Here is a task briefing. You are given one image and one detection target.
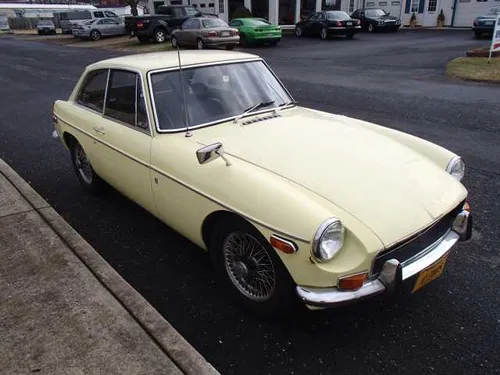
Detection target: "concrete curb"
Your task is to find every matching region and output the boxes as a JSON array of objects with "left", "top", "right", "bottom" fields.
[{"left": 0, "top": 158, "right": 219, "bottom": 375}]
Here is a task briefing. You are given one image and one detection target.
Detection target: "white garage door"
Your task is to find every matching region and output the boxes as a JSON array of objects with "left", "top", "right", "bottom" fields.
[
  {"left": 453, "top": 0, "right": 496, "bottom": 27},
  {"left": 363, "top": 0, "right": 403, "bottom": 17}
]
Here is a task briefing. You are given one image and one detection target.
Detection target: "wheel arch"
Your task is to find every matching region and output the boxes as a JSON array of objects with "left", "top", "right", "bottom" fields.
[{"left": 201, "top": 210, "right": 251, "bottom": 251}]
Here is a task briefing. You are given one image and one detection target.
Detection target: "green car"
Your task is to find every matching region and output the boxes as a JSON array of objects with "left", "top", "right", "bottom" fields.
[{"left": 228, "top": 17, "right": 282, "bottom": 46}]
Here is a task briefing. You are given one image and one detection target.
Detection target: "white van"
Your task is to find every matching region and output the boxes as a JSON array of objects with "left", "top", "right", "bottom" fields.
[
  {"left": 0, "top": 14, "right": 11, "bottom": 33},
  {"left": 60, "top": 9, "right": 118, "bottom": 34}
]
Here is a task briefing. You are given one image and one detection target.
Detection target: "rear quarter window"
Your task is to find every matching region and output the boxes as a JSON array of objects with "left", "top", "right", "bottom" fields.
[{"left": 76, "top": 70, "right": 109, "bottom": 113}]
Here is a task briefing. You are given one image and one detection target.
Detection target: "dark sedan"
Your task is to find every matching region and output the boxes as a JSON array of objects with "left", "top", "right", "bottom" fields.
[
  {"left": 295, "top": 11, "right": 361, "bottom": 39},
  {"left": 351, "top": 8, "right": 401, "bottom": 32},
  {"left": 473, "top": 7, "right": 499, "bottom": 38}
]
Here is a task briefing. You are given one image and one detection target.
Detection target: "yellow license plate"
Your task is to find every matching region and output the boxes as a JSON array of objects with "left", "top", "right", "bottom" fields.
[{"left": 412, "top": 252, "right": 450, "bottom": 293}]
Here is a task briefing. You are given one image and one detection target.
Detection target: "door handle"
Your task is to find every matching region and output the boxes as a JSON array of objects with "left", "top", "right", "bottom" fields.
[{"left": 93, "top": 126, "right": 106, "bottom": 135}]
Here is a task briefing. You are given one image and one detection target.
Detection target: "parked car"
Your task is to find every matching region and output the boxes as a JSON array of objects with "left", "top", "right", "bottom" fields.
[
  {"left": 295, "top": 11, "right": 361, "bottom": 39},
  {"left": 171, "top": 18, "right": 239, "bottom": 50},
  {"left": 351, "top": 8, "right": 401, "bottom": 32},
  {"left": 61, "top": 9, "right": 119, "bottom": 35},
  {"left": 0, "top": 15, "right": 12, "bottom": 34},
  {"left": 52, "top": 50, "right": 472, "bottom": 317},
  {"left": 72, "top": 18, "right": 126, "bottom": 41},
  {"left": 125, "top": 5, "right": 217, "bottom": 44},
  {"left": 472, "top": 6, "right": 500, "bottom": 38},
  {"left": 36, "top": 20, "right": 56, "bottom": 35},
  {"left": 228, "top": 17, "right": 281, "bottom": 46}
]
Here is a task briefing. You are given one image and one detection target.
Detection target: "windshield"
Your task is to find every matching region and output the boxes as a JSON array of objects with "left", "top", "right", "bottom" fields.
[
  {"left": 326, "top": 11, "right": 351, "bottom": 20},
  {"left": 37, "top": 20, "right": 53, "bottom": 26},
  {"left": 202, "top": 18, "right": 228, "bottom": 27},
  {"left": 247, "top": 19, "right": 271, "bottom": 26},
  {"left": 150, "top": 61, "right": 292, "bottom": 131},
  {"left": 487, "top": 7, "right": 500, "bottom": 15},
  {"left": 365, "top": 9, "right": 388, "bottom": 17}
]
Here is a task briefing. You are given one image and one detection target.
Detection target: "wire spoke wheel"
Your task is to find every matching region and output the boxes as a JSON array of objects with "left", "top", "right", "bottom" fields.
[
  {"left": 223, "top": 232, "right": 276, "bottom": 301},
  {"left": 74, "top": 143, "right": 92, "bottom": 185}
]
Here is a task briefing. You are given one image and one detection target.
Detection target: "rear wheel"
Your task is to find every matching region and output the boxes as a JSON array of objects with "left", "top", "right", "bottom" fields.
[
  {"left": 171, "top": 35, "right": 179, "bottom": 48},
  {"left": 69, "top": 140, "right": 105, "bottom": 195},
  {"left": 154, "top": 28, "right": 167, "bottom": 43},
  {"left": 474, "top": 31, "right": 482, "bottom": 38},
  {"left": 197, "top": 38, "right": 205, "bottom": 49},
  {"left": 368, "top": 23, "right": 374, "bottom": 33},
  {"left": 320, "top": 27, "right": 328, "bottom": 40},
  {"left": 226, "top": 44, "right": 235, "bottom": 50},
  {"left": 239, "top": 33, "right": 248, "bottom": 46},
  {"left": 210, "top": 218, "right": 299, "bottom": 318},
  {"left": 90, "top": 29, "right": 101, "bottom": 41}
]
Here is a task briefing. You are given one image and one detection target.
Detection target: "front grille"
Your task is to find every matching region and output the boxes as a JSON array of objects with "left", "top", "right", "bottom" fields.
[{"left": 372, "top": 200, "right": 464, "bottom": 276}]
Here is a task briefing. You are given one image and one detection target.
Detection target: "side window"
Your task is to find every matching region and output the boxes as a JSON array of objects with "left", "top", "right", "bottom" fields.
[
  {"left": 77, "top": 70, "right": 108, "bottom": 113},
  {"left": 318, "top": 12, "right": 326, "bottom": 20},
  {"left": 191, "top": 19, "right": 201, "bottom": 29},
  {"left": 172, "top": 8, "right": 183, "bottom": 17},
  {"left": 182, "top": 19, "right": 193, "bottom": 29},
  {"left": 94, "top": 11, "right": 104, "bottom": 18},
  {"left": 105, "top": 70, "right": 148, "bottom": 130},
  {"left": 105, "top": 11, "right": 117, "bottom": 17}
]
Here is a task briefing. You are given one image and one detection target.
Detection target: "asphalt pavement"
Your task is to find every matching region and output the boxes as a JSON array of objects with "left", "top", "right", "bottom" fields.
[{"left": 0, "top": 31, "right": 499, "bottom": 375}]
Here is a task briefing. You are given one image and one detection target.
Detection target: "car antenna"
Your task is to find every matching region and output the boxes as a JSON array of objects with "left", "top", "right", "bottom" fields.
[{"left": 176, "top": 42, "right": 192, "bottom": 137}]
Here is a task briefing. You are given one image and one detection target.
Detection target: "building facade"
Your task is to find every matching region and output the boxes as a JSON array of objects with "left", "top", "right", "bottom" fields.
[{"left": 149, "top": 0, "right": 497, "bottom": 27}]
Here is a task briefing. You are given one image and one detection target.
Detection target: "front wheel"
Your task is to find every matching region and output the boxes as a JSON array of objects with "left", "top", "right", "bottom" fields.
[
  {"left": 90, "top": 30, "right": 101, "bottom": 41},
  {"left": 368, "top": 23, "right": 374, "bottom": 33},
  {"left": 210, "top": 219, "right": 299, "bottom": 318},
  {"left": 226, "top": 44, "right": 235, "bottom": 50},
  {"left": 171, "top": 35, "right": 179, "bottom": 49},
  {"left": 70, "top": 141, "right": 105, "bottom": 195},
  {"left": 197, "top": 38, "right": 205, "bottom": 50},
  {"left": 295, "top": 26, "right": 303, "bottom": 37}
]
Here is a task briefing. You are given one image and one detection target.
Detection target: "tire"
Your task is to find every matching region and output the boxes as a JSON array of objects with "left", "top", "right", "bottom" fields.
[
  {"left": 90, "top": 29, "right": 101, "bottom": 41},
  {"left": 270, "top": 39, "right": 279, "bottom": 46},
  {"left": 37, "top": 31, "right": 41, "bottom": 35},
  {"left": 171, "top": 35, "right": 179, "bottom": 49},
  {"left": 137, "top": 36, "right": 149, "bottom": 43},
  {"left": 197, "top": 38, "right": 205, "bottom": 50},
  {"left": 239, "top": 33, "right": 248, "bottom": 46},
  {"left": 295, "top": 26, "right": 303, "bottom": 37},
  {"left": 210, "top": 218, "right": 299, "bottom": 318},
  {"left": 226, "top": 44, "right": 234, "bottom": 50},
  {"left": 474, "top": 31, "right": 482, "bottom": 38},
  {"left": 320, "top": 27, "right": 328, "bottom": 40},
  {"left": 368, "top": 23, "right": 374, "bottom": 33},
  {"left": 69, "top": 140, "right": 105, "bottom": 195},
  {"left": 154, "top": 28, "right": 167, "bottom": 43}
]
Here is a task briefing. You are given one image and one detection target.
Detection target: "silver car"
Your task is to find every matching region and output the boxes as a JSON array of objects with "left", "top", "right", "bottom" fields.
[
  {"left": 171, "top": 17, "right": 239, "bottom": 50},
  {"left": 37, "top": 20, "right": 56, "bottom": 35},
  {"left": 72, "top": 18, "right": 126, "bottom": 41}
]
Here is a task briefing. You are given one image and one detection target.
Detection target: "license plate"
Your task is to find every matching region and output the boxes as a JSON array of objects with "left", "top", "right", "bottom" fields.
[
  {"left": 412, "top": 252, "right": 450, "bottom": 293},
  {"left": 347, "top": 22, "right": 352, "bottom": 26},
  {"left": 221, "top": 31, "right": 229, "bottom": 36}
]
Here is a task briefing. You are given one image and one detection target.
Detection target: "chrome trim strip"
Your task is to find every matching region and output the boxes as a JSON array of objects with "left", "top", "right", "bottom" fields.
[
  {"left": 402, "top": 230, "right": 459, "bottom": 280},
  {"left": 58, "top": 116, "right": 309, "bottom": 244},
  {"left": 102, "top": 69, "right": 111, "bottom": 115},
  {"left": 147, "top": 58, "right": 296, "bottom": 135},
  {"left": 297, "top": 229, "right": 460, "bottom": 308}
]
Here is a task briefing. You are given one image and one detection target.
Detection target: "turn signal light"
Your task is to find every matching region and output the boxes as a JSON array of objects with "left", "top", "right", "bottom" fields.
[
  {"left": 270, "top": 235, "right": 297, "bottom": 254},
  {"left": 464, "top": 202, "right": 471, "bottom": 212},
  {"left": 337, "top": 21, "right": 343, "bottom": 27},
  {"left": 338, "top": 272, "right": 368, "bottom": 290},
  {"left": 208, "top": 30, "right": 218, "bottom": 37},
  {"left": 137, "top": 22, "right": 144, "bottom": 29}
]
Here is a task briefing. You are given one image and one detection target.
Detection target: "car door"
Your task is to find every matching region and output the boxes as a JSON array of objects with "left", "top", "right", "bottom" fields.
[
  {"left": 304, "top": 13, "right": 318, "bottom": 35},
  {"left": 108, "top": 19, "right": 124, "bottom": 35},
  {"left": 95, "top": 69, "right": 156, "bottom": 214},
  {"left": 313, "top": 12, "right": 326, "bottom": 35},
  {"left": 97, "top": 19, "right": 112, "bottom": 35},
  {"left": 187, "top": 18, "right": 201, "bottom": 45},
  {"left": 177, "top": 19, "right": 192, "bottom": 44}
]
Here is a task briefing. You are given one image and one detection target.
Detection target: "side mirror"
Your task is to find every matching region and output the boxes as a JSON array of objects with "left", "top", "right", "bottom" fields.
[
  {"left": 387, "top": 12, "right": 391, "bottom": 15},
  {"left": 196, "top": 142, "right": 231, "bottom": 166}
]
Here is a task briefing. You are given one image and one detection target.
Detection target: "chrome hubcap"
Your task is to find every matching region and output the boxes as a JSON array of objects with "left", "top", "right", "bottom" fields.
[
  {"left": 321, "top": 29, "right": 327, "bottom": 39},
  {"left": 296, "top": 27, "right": 301, "bottom": 36},
  {"left": 197, "top": 40, "right": 203, "bottom": 49},
  {"left": 223, "top": 232, "right": 276, "bottom": 301},
  {"left": 172, "top": 37, "right": 177, "bottom": 47},
  {"left": 74, "top": 144, "right": 92, "bottom": 184},
  {"left": 157, "top": 32, "right": 165, "bottom": 42}
]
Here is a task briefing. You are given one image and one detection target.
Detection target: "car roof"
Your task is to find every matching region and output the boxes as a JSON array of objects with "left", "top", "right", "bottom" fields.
[{"left": 87, "top": 50, "right": 261, "bottom": 73}]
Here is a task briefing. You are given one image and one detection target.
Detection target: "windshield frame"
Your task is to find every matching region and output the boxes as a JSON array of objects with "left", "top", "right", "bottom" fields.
[{"left": 147, "top": 58, "right": 296, "bottom": 134}]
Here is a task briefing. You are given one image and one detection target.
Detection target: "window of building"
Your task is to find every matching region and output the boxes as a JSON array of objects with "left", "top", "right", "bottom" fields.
[
  {"left": 219, "top": 0, "right": 225, "bottom": 13},
  {"left": 349, "top": 0, "right": 355, "bottom": 13},
  {"left": 279, "top": 0, "right": 296, "bottom": 25},
  {"left": 366, "top": 1, "right": 375, "bottom": 6},
  {"left": 427, "top": 0, "right": 437, "bottom": 10},
  {"left": 322, "top": 0, "right": 340, "bottom": 10},
  {"left": 411, "top": 0, "right": 419, "bottom": 12},
  {"left": 391, "top": 1, "right": 400, "bottom": 5},
  {"left": 476, "top": 0, "right": 488, "bottom": 2},
  {"left": 77, "top": 70, "right": 108, "bottom": 113},
  {"left": 379, "top": 1, "right": 388, "bottom": 5}
]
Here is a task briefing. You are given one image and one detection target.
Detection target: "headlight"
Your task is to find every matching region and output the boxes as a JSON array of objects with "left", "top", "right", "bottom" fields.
[
  {"left": 379, "top": 21, "right": 385, "bottom": 25},
  {"left": 446, "top": 156, "right": 465, "bottom": 181},
  {"left": 312, "top": 218, "right": 345, "bottom": 262}
]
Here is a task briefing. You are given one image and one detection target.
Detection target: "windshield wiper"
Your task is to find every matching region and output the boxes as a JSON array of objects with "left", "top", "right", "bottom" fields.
[{"left": 233, "top": 100, "right": 275, "bottom": 123}]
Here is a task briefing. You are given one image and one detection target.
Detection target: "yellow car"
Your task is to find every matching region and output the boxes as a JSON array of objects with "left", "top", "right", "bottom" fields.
[{"left": 53, "top": 50, "right": 472, "bottom": 317}]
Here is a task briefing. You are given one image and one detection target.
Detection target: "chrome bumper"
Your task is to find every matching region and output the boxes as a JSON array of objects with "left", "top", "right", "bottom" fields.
[{"left": 297, "top": 209, "right": 472, "bottom": 308}]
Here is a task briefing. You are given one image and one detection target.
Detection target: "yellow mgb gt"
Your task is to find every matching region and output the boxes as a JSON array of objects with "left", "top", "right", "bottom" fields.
[{"left": 53, "top": 50, "right": 473, "bottom": 317}]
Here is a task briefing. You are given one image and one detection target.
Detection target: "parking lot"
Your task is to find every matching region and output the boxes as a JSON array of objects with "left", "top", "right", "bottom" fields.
[{"left": 1, "top": 30, "right": 499, "bottom": 375}]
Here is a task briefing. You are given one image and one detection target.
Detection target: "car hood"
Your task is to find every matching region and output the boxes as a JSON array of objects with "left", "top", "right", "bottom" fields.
[{"left": 193, "top": 107, "right": 466, "bottom": 246}]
